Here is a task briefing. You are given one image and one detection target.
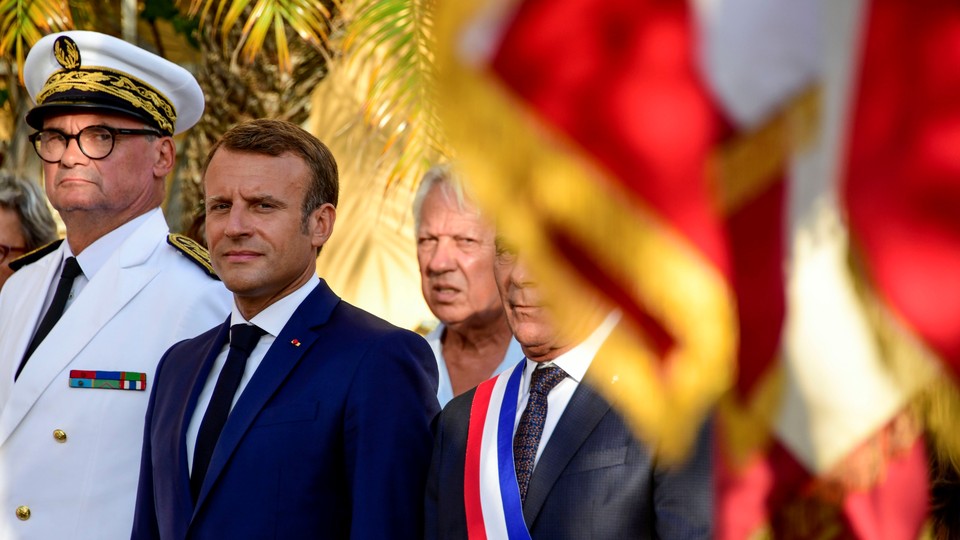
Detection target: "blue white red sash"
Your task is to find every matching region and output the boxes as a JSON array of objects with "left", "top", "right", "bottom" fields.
[{"left": 464, "top": 359, "right": 531, "bottom": 540}]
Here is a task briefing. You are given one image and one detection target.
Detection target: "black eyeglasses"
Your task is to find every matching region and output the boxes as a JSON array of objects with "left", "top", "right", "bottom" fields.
[
  {"left": 29, "top": 125, "right": 162, "bottom": 163},
  {"left": 0, "top": 244, "right": 26, "bottom": 264}
]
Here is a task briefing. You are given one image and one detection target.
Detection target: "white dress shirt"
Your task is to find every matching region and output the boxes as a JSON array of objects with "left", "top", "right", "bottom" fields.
[
  {"left": 186, "top": 278, "right": 319, "bottom": 471},
  {"left": 514, "top": 311, "right": 621, "bottom": 467}
]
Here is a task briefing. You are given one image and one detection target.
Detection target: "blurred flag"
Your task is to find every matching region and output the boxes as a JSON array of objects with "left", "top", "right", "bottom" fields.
[
  {"left": 435, "top": 0, "right": 741, "bottom": 458},
  {"left": 718, "top": 0, "right": 939, "bottom": 537},
  {"left": 435, "top": 0, "right": 940, "bottom": 536}
]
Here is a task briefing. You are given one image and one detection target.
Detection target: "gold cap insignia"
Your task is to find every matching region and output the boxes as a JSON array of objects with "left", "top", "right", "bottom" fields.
[{"left": 53, "top": 36, "right": 80, "bottom": 70}]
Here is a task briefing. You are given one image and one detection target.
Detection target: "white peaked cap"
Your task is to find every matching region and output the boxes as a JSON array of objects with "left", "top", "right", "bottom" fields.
[{"left": 23, "top": 30, "right": 203, "bottom": 135}]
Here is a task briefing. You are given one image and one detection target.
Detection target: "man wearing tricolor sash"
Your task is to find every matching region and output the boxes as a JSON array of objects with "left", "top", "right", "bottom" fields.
[{"left": 425, "top": 243, "right": 714, "bottom": 539}]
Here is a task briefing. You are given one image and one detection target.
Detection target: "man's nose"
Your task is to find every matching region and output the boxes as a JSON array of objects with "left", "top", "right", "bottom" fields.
[
  {"left": 224, "top": 206, "right": 251, "bottom": 237},
  {"left": 508, "top": 257, "right": 537, "bottom": 288},
  {"left": 428, "top": 238, "right": 456, "bottom": 273},
  {"left": 58, "top": 137, "right": 88, "bottom": 167}
]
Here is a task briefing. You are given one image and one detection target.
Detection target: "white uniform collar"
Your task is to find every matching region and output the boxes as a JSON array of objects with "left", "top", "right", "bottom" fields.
[{"left": 69, "top": 209, "right": 156, "bottom": 280}]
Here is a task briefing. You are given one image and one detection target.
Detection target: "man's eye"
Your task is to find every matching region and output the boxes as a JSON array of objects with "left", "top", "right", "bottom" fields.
[
  {"left": 495, "top": 250, "right": 516, "bottom": 264},
  {"left": 495, "top": 240, "right": 517, "bottom": 259}
]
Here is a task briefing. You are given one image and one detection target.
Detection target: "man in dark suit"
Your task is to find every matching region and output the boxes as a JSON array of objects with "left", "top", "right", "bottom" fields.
[
  {"left": 132, "top": 119, "right": 439, "bottom": 539},
  {"left": 425, "top": 241, "right": 713, "bottom": 539}
]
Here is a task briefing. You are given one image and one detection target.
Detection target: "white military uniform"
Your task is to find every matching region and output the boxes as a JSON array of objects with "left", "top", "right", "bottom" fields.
[{"left": 0, "top": 209, "right": 231, "bottom": 539}]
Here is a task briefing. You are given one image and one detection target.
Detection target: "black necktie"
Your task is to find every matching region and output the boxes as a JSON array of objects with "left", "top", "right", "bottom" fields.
[
  {"left": 191, "top": 324, "right": 266, "bottom": 501},
  {"left": 513, "top": 364, "right": 567, "bottom": 505},
  {"left": 16, "top": 257, "right": 83, "bottom": 380}
]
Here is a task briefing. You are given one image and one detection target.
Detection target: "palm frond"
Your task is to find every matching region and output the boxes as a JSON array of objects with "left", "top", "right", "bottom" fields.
[
  {"left": 344, "top": 0, "right": 446, "bottom": 187},
  {"left": 0, "top": 0, "right": 73, "bottom": 82},
  {"left": 178, "top": 0, "right": 333, "bottom": 73}
]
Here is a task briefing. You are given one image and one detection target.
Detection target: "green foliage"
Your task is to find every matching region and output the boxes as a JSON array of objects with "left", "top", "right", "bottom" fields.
[
  {"left": 0, "top": 0, "right": 73, "bottom": 81},
  {"left": 142, "top": 0, "right": 200, "bottom": 48},
  {"left": 179, "top": 0, "right": 333, "bottom": 73}
]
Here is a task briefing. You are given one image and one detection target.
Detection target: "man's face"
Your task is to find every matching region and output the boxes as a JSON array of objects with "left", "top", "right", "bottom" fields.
[
  {"left": 416, "top": 184, "right": 502, "bottom": 329},
  {"left": 204, "top": 148, "right": 335, "bottom": 316},
  {"left": 494, "top": 246, "right": 571, "bottom": 362},
  {"left": 0, "top": 207, "right": 27, "bottom": 289},
  {"left": 41, "top": 112, "right": 165, "bottom": 224}
]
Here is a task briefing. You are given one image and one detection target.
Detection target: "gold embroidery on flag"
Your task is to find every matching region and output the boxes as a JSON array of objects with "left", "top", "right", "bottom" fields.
[
  {"left": 712, "top": 85, "right": 821, "bottom": 214},
  {"left": 718, "top": 365, "right": 786, "bottom": 466}
]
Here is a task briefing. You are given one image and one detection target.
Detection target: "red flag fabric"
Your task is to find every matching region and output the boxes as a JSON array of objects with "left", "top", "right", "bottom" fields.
[
  {"left": 844, "top": 0, "right": 960, "bottom": 376},
  {"left": 489, "top": 0, "right": 730, "bottom": 271},
  {"left": 435, "top": 0, "right": 738, "bottom": 457},
  {"left": 435, "top": 0, "right": 935, "bottom": 536},
  {"left": 717, "top": 415, "right": 928, "bottom": 540}
]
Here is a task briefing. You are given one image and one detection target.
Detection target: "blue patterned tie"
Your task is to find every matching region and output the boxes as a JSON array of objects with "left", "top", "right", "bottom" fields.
[{"left": 513, "top": 364, "right": 567, "bottom": 504}]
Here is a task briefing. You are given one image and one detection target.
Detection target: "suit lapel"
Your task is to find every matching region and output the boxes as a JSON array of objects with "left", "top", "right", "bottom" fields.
[
  {"left": 175, "top": 321, "right": 229, "bottom": 522},
  {"left": 0, "top": 215, "right": 165, "bottom": 447},
  {"left": 522, "top": 380, "right": 611, "bottom": 526},
  {"left": 192, "top": 280, "right": 339, "bottom": 513},
  {"left": 0, "top": 251, "right": 59, "bottom": 412}
]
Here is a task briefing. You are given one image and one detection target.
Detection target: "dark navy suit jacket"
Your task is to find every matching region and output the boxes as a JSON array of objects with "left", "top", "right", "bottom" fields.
[
  {"left": 132, "top": 279, "right": 440, "bottom": 539},
  {"left": 425, "top": 374, "right": 713, "bottom": 539}
]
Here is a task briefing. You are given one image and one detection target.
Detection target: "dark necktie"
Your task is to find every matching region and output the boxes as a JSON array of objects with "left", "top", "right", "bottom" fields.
[
  {"left": 16, "top": 257, "right": 83, "bottom": 380},
  {"left": 513, "top": 364, "right": 567, "bottom": 504},
  {"left": 191, "top": 324, "right": 266, "bottom": 501}
]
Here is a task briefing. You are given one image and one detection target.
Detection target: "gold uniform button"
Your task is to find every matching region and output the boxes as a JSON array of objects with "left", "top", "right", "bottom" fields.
[
  {"left": 15, "top": 505, "right": 30, "bottom": 521},
  {"left": 53, "top": 429, "right": 67, "bottom": 443}
]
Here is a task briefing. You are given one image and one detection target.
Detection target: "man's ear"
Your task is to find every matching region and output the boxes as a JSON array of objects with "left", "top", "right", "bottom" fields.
[
  {"left": 310, "top": 203, "right": 337, "bottom": 249},
  {"left": 152, "top": 137, "right": 176, "bottom": 178}
]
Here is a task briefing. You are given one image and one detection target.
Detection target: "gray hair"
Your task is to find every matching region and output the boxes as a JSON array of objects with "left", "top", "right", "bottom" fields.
[
  {"left": 0, "top": 174, "right": 57, "bottom": 251},
  {"left": 412, "top": 164, "right": 479, "bottom": 231}
]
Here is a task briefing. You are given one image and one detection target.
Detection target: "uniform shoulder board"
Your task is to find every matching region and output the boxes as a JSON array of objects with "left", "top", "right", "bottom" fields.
[
  {"left": 9, "top": 239, "right": 63, "bottom": 272},
  {"left": 166, "top": 234, "right": 220, "bottom": 280}
]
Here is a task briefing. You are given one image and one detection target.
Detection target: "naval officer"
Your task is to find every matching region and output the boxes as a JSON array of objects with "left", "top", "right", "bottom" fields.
[{"left": 0, "top": 31, "right": 231, "bottom": 539}]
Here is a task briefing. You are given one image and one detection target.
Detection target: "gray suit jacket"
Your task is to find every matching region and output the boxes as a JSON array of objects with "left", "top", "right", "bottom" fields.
[{"left": 425, "top": 374, "right": 713, "bottom": 539}]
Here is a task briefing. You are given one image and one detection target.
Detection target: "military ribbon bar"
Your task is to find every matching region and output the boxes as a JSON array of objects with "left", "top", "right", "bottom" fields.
[{"left": 69, "top": 370, "right": 146, "bottom": 391}]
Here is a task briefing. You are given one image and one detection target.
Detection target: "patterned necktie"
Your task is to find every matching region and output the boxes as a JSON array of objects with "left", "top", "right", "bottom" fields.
[
  {"left": 16, "top": 257, "right": 83, "bottom": 380},
  {"left": 513, "top": 364, "right": 567, "bottom": 504},
  {"left": 191, "top": 324, "right": 266, "bottom": 501}
]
